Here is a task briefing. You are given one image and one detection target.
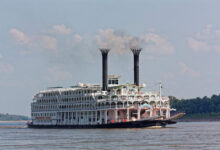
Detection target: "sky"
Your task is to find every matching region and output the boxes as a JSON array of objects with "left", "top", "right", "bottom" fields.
[{"left": 0, "top": 0, "right": 220, "bottom": 116}]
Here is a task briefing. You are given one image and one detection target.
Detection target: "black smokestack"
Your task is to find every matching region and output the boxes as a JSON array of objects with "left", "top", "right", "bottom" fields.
[
  {"left": 131, "top": 48, "right": 142, "bottom": 86},
  {"left": 100, "top": 48, "right": 110, "bottom": 91}
]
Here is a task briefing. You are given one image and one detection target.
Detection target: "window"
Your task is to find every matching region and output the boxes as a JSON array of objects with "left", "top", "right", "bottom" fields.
[
  {"left": 115, "top": 80, "right": 118, "bottom": 84},
  {"left": 109, "top": 79, "right": 118, "bottom": 85}
]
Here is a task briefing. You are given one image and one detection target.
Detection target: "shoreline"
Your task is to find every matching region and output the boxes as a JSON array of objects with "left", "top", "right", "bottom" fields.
[
  {"left": 0, "top": 120, "right": 28, "bottom": 123},
  {"left": 177, "top": 118, "right": 220, "bottom": 122}
]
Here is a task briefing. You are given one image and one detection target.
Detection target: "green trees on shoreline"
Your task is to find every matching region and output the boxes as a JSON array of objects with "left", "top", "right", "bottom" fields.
[
  {"left": 0, "top": 113, "right": 29, "bottom": 121},
  {"left": 170, "top": 94, "right": 220, "bottom": 119}
]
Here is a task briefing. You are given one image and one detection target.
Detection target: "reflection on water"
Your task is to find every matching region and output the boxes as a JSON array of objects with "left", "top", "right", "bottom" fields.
[{"left": 0, "top": 122, "right": 220, "bottom": 150}]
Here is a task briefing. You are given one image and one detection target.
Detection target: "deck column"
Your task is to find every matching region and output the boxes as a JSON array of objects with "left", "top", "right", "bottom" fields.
[
  {"left": 67, "top": 112, "right": 69, "bottom": 124},
  {"left": 84, "top": 112, "right": 87, "bottom": 125},
  {"left": 71, "top": 112, "right": 73, "bottom": 124},
  {"left": 95, "top": 111, "right": 97, "bottom": 124},
  {"left": 150, "top": 110, "right": 152, "bottom": 117},
  {"left": 166, "top": 109, "right": 170, "bottom": 119},
  {"left": 84, "top": 112, "right": 86, "bottom": 124},
  {"left": 104, "top": 110, "right": 107, "bottom": 124},
  {"left": 100, "top": 110, "right": 102, "bottom": 124},
  {"left": 86, "top": 112, "right": 88, "bottom": 124},
  {"left": 127, "top": 108, "right": 129, "bottom": 121},
  {"left": 69, "top": 112, "right": 71, "bottom": 124},
  {"left": 81, "top": 112, "right": 83, "bottom": 124},
  {"left": 78, "top": 112, "right": 81, "bottom": 125},
  {"left": 79, "top": 112, "right": 81, "bottom": 125},
  {"left": 90, "top": 111, "right": 93, "bottom": 124},
  {"left": 70, "top": 112, "right": 72, "bottom": 124},
  {"left": 115, "top": 109, "right": 118, "bottom": 122},
  {"left": 82, "top": 112, "right": 84, "bottom": 125},
  {"left": 64, "top": 112, "right": 66, "bottom": 125},
  {"left": 72, "top": 112, "right": 74, "bottom": 124},
  {"left": 137, "top": 109, "right": 140, "bottom": 120},
  {"left": 76, "top": 112, "right": 78, "bottom": 125}
]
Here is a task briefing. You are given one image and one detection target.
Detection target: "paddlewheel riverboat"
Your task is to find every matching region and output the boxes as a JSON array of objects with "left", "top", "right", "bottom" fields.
[{"left": 28, "top": 48, "right": 183, "bottom": 128}]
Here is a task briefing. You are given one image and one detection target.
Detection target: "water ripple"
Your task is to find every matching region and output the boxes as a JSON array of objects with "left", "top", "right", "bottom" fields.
[{"left": 0, "top": 122, "right": 220, "bottom": 150}]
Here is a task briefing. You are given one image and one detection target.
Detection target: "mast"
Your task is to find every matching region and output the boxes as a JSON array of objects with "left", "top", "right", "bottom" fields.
[{"left": 159, "top": 82, "right": 162, "bottom": 117}]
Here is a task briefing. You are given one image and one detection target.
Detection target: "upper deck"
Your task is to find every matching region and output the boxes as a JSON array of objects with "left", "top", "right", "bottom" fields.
[{"left": 32, "top": 81, "right": 169, "bottom": 107}]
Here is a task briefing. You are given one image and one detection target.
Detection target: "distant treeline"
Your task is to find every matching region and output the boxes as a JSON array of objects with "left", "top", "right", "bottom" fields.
[
  {"left": 170, "top": 94, "right": 220, "bottom": 120},
  {"left": 0, "top": 113, "right": 29, "bottom": 121}
]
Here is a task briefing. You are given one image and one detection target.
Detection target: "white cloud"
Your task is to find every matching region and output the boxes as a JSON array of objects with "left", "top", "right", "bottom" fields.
[
  {"left": 9, "top": 27, "right": 172, "bottom": 61},
  {"left": 38, "top": 36, "right": 57, "bottom": 50},
  {"left": 140, "top": 33, "right": 174, "bottom": 54},
  {"left": 179, "top": 62, "right": 200, "bottom": 77},
  {"left": 9, "top": 28, "right": 57, "bottom": 51},
  {"left": 0, "top": 53, "right": 3, "bottom": 59},
  {"left": 96, "top": 29, "right": 132, "bottom": 54},
  {"left": 96, "top": 29, "right": 174, "bottom": 54},
  {"left": 0, "top": 62, "right": 13, "bottom": 73},
  {"left": 195, "top": 24, "right": 213, "bottom": 39},
  {"left": 45, "top": 66, "right": 72, "bottom": 82},
  {"left": 188, "top": 24, "right": 220, "bottom": 53},
  {"left": 73, "top": 34, "right": 83, "bottom": 43},
  {"left": 68, "top": 34, "right": 83, "bottom": 47},
  {"left": 52, "top": 24, "right": 72, "bottom": 35},
  {"left": 9, "top": 29, "right": 31, "bottom": 45},
  {"left": 215, "top": 30, "right": 220, "bottom": 37},
  {"left": 188, "top": 38, "right": 210, "bottom": 52}
]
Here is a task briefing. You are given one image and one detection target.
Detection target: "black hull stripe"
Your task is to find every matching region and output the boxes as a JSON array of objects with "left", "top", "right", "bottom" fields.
[{"left": 28, "top": 120, "right": 176, "bottom": 129}]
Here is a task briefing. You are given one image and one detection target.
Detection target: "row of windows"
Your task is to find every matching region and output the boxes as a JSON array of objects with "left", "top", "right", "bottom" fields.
[
  {"left": 32, "top": 105, "right": 57, "bottom": 111},
  {"left": 36, "top": 95, "right": 157, "bottom": 104},
  {"left": 61, "top": 96, "right": 93, "bottom": 102},
  {"left": 37, "top": 96, "right": 94, "bottom": 104},
  {"left": 33, "top": 98, "right": 166, "bottom": 111},
  {"left": 42, "top": 89, "right": 96, "bottom": 97},
  {"left": 63, "top": 90, "right": 94, "bottom": 95},
  {"left": 32, "top": 101, "right": 169, "bottom": 112},
  {"left": 32, "top": 112, "right": 56, "bottom": 117},
  {"left": 32, "top": 103, "right": 96, "bottom": 111}
]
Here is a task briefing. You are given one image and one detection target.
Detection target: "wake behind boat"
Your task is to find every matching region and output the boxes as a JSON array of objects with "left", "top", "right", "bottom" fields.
[{"left": 28, "top": 48, "right": 183, "bottom": 129}]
